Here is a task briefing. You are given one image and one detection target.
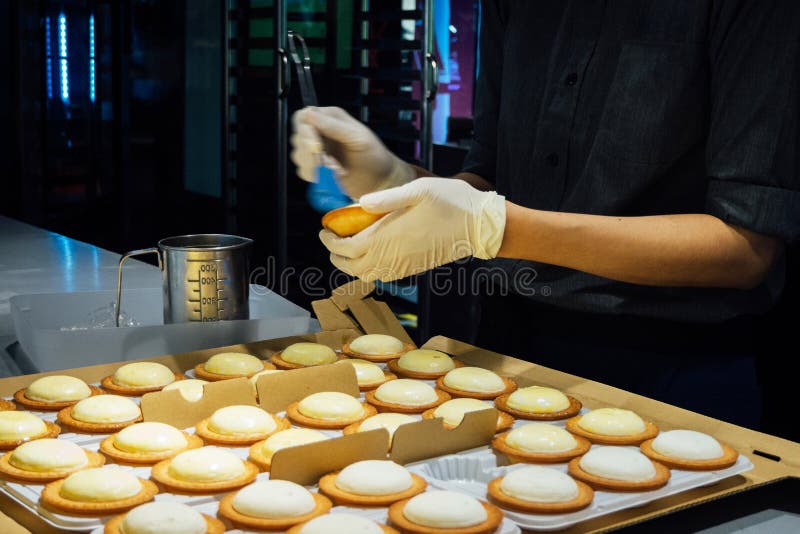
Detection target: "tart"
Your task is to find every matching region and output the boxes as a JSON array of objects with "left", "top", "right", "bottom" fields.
[
  {"left": 195, "top": 404, "right": 290, "bottom": 445},
  {"left": 101, "top": 362, "right": 182, "bottom": 395},
  {"left": 342, "top": 413, "right": 418, "bottom": 443},
  {"left": 287, "top": 512, "right": 399, "bottom": 534},
  {"left": 436, "top": 367, "right": 517, "bottom": 400},
  {"left": 494, "top": 386, "right": 582, "bottom": 421},
  {"left": 194, "top": 352, "right": 274, "bottom": 381},
  {"left": 41, "top": 466, "right": 158, "bottom": 515},
  {"left": 13, "top": 375, "right": 102, "bottom": 411},
  {"left": 487, "top": 466, "right": 594, "bottom": 514},
  {"left": 99, "top": 422, "right": 203, "bottom": 464},
  {"left": 365, "top": 379, "right": 450, "bottom": 414},
  {"left": 219, "top": 480, "right": 332, "bottom": 530},
  {"left": 566, "top": 408, "right": 659, "bottom": 445},
  {"left": 286, "top": 391, "right": 376, "bottom": 429},
  {"left": 322, "top": 204, "right": 385, "bottom": 237},
  {"left": 342, "top": 334, "right": 414, "bottom": 363},
  {"left": 568, "top": 446, "right": 670, "bottom": 492},
  {"left": 640, "top": 429, "right": 739, "bottom": 471},
  {"left": 492, "top": 423, "right": 591, "bottom": 463},
  {"left": 150, "top": 446, "right": 259, "bottom": 494},
  {"left": 0, "top": 438, "right": 104, "bottom": 482},
  {"left": 388, "top": 490, "right": 504, "bottom": 534},
  {"left": 423, "top": 398, "right": 514, "bottom": 432},
  {"left": 338, "top": 358, "right": 397, "bottom": 390},
  {"left": 0, "top": 399, "right": 15, "bottom": 411},
  {"left": 319, "top": 460, "right": 427, "bottom": 507},
  {"left": 270, "top": 342, "right": 347, "bottom": 369},
  {"left": 104, "top": 501, "right": 225, "bottom": 534},
  {"left": 248, "top": 428, "right": 328, "bottom": 471},
  {"left": 162, "top": 379, "right": 209, "bottom": 402},
  {"left": 57, "top": 394, "right": 142, "bottom": 433},
  {"left": 387, "top": 349, "right": 463, "bottom": 379},
  {"left": 0, "top": 410, "right": 60, "bottom": 450}
]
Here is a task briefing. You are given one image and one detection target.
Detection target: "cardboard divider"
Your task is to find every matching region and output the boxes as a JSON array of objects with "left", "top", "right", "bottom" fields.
[
  {"left": 141, "top": 378, "right": 257, "bottom": 428},
  {"left": 349, "top": 298, "right": 415, "bottom": 345},
  {"left": 330, "top": 279, "right": 377, "bottom": 311},
  {"left": 255, "top": 362, "right": 360, "bottom": 413},
  {"left": 311, "top": 299, "right": 361, "bottom": 331},
  {"left": 269, "top": 429, "right": 390, "bottom": 486}
]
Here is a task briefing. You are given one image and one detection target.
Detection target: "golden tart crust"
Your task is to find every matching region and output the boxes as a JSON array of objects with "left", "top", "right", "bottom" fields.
[
  {"left": 491, "top": 431, "right": 591, "bottom": 464},
  {"left": 269, "top": 351, "right": 349, "bottom": 370},
  {"left": 286, "top": 401, "right": 377, "bottom": 430},
  {"left": 0, "top": 449, "right": 105, "bottom": 483},
  {"left": 387, "top": 498, "right": 504, "bottom": 534},
  {"left": 435, "top": 376, "right": 517, "bottom": 401},
  {"left": 365, "top": 388, "right": 451, "bottom": 415},
  {"left": 195, "top": 413, "right": 291, "bottom": 446},
  {"left": 99, "top": 432, "right": 203, "bottom": 465},
  {"left": 494, "top": 392, "right": 582, "bottom": 421},
  {"left": 150, "top": 457, "right": 259, "bottom": 494},
  {"left": 100, "top": 373, "right": 185, "bottom": 396},
  {"left": 286, "top": 519, "right": 399, "bottom": 534},
  {"left": 0, "top": 422, "right": 61, "bottom": 451},
  {"left": 193, "top": 360, "right": 275, "bottom": 381},
  {"left": 386, "top": 358, "right": 464, "bottom": 380},
  {"left": 565, "top": 416, "right": 659, "bottom": 446},
  {"left": 422, "top": 407, "right": 514, "bottom": 433},
  {"left": 57, "top": 407, "right": 141, "bottom": 434},
  {"left": 567, "top": 456, "right": 671, "bottom": 492},
  {"left": 640, "top": 438, "right": 739, "bottom": 471},
  {"left": 13, "top": 386, "right": 104, "bottom": 411},
  {"left": 104, "top": 512, "right": 225, "bottom": 534},
  {"left": 0, "top": 399, "right": 16, "bottom": 411},
  {"left": 342, "top": 341, "right": 416, "bottom": 363},
  {"left": 40, "top": 477, "right": 158, "bottom": 515},
  {"left": 218, "top": 491, "right": 332, "bottom": 531},
  {"left": 318, "top": 471, "right": 427, "bottom": 507},
  {"left": 487, "top": 476, "right": 594, "bottom": 514}
]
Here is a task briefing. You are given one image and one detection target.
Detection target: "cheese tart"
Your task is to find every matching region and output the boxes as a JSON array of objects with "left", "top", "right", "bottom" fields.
[
  {"left": 219, "top": 479, "right": 332, "bottom": 530},
  {"left": 0, "top": 438, "right": 104, "bottom": 482},
  {"left": 387, "top": 349, "right": 463, "bottom": 379},
  {"left": 388, "top": 490, "right": 504, "bottom": 534},
  {"left": 492, "top": 423, "right": 591, "bottom": 463},
  {"left": 99, "top": 422, "right": 202, "bottom": 464},
  {"left": 319, "top": 460, "right": 426, "bottom": 507},
  {"left": 342, "top": 413, "right": 418, "bottom": 443},
  {"left": 14, "top": 375, "right": 102, "bottom": 411},
  {"left": 0, "top": 410, "right": 60, "bottom": 450},
  {"left": 57, "top": 394, "right": 142, "bottom": 433},
  {"left": 568, "top": 446, "right": 670, "bottom": 492},
  {"left": 194, "top": 352, "right": 274, "bottom": 381},
  {"left": 162, "top": 379, "right": 209, "bottom": 401},
  {"left": 423, "top": 398, "right": 514, "bottom": 432},
  {"left": 104, "top": 501, "right": 225, "bottom": 534},
  {"left": 0, "top": 399, "right": 15, "bottom": 411},
  {"left": 249, "top": 428, "right": 328, "bottom": 471},
  {"left": 494, "top": 386, "right": 582, "bottom": 421},
  {"left": 487, "top": 466, "right": 594, "bottom": 514},
  {"left": 150, "top": 446, "right": 259, "bottom": 493},
  {"left": 436, "top": 367, "right": 517, "bottom": 400},
  {"left": 321, "top": 204, "right": 385, "bottom": 237},
  {"left": 342, "top": 334, "right": 413, "bottom": 363},
  {"left": 270, "top": 342, "right": 346, "bottom": 369},
  {"left": 566, "top": 408, "right": 659, "bottom": 445},
  {"left": 41, "top": 466, "right": 158, "bottom": 515},
  {"left": 338, "top": 358, "right": 397, "bottom": 390},
  {"left": 101, "top": 362, "right": 182, "bottom": 395},
  {"left": 365, "top": 379, "right": 450, "bottom": 414},
  {"left": 640, "top": 429, "right": 739, "bottom": 471},
  {"left": 287, "top": 391, "right": 377, "bottom": 429},
  {"left": 286, "top": 512, "right": 399, "bottom": 534},
  {"left": 195, "top": 404, "right": 290, "bottom": 445}
]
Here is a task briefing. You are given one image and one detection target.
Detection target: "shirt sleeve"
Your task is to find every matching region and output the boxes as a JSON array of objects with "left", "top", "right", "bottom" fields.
[
  {"left": 705, "top": 0, "right": 800, "bottom": 243},
  {"left": 461, "top": 0, "right": 506, "bottom": 183}
]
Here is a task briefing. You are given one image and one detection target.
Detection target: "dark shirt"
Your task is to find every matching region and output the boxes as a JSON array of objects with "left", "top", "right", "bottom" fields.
[{"left": 464, "top": 0, "right": 800, "bottom": 323}]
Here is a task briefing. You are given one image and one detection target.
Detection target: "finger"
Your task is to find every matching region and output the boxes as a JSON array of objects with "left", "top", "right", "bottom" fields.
[
  {"left": 306, "top": 107, "right": 361, "bottom": 142},
  {"left": 291, "top": 150, "right": 315, "bottom": 182},
  {"left": 329, "top": 253, "right": 365, "bottom": 278},
  {"left": 319, "top": 229, "right": 369, "bottom": 259},
  {"left": 360, "top": 180, "right": 426, "bottom": 213}
]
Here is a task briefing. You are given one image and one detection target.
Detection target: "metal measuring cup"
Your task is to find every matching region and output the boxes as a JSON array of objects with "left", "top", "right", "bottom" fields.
[{"left": 115, "top": 234, "right": 253, "bottom": 326}]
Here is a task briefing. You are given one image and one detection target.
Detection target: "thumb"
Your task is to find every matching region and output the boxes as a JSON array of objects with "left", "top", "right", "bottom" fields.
[{"left": 360, "top": 180, "right": 426, "bottom": 213}]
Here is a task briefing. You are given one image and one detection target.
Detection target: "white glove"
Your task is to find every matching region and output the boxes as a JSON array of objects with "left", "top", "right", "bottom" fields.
[
  {"left": 290, "top": 106, "right": 416, "bottom": 199},
  {"left": 319, "top": 178, "right": 507, "bottom": 282}
]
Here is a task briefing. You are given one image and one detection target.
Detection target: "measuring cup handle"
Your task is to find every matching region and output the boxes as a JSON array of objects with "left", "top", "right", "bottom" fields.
[{"left": 115, "top": 248, "right": 162, "bottom": 327}]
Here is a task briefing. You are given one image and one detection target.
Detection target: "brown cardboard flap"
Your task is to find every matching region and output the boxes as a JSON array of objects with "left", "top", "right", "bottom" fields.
[
  {"left": 141, "top": 378, "right": 257, "bottom": 429},
  {"left": 349, "top": 298, "right": 415, "bottom": 345},
  {"left": 270, "top": 429, "right": 390, "bottom": 486},
  {"left": 390, "top": 409, "right": 497, "bottom": 465},
  {"left": 311, "top": 299, "right": 362, "bottom": 332},
  {"left": 256, "top": 362, "right": 360, "bottom": 413},
  {"left": 330, "top": 279, "right": 376, "bottom": 311}
]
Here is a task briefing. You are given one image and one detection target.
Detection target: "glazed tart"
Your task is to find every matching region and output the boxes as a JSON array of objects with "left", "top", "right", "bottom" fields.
[
  {"left": 319, "top": 460, "right": 427, "bottom": 507},
  {"left": 387, "top": 349, "right": 463, "bottom": 379},
  {"left": 338, "top": 358, "right": 397, "bottom": 390},
  {"left": 13, "top": 375, "right": 102, "bottom": 411},
  {"left": 0, "top": 438, "right": 104, "bottom": 482},
  {"left": 436, "top": 367, "right": 517, "bottom": 400},
  {"left": 423, "top": 398, "right": 514, "bottom": 432},
  {"left": 365, "top": 379, "right": 450, "bottom": 414},
  {"left": 162, "top": 379, "right": 209, "bottom": 402},
  {"left": 104, "top": 501, "right": 225, "bottom": 534},
  {"left": 248, "top": 428, "right": 328, "bottom": 471},
  {"left": 150, "top": 446, "right": 259, "bottom": 494},
  {"left": 492, "top": 423, "right": 591, "bottom": 463},
  {"left": 342, "top": 334, "right": 413, "bottom": 363},
  {"left": 487, "top": 466, "right": 594, "bottom": 514},
  {"left": 321, "top": 204, "right": 385, "bottom": 237},
  {"left": 342, "top": 413, "right": 418, "bottom": 442},
  {"left": 99, "top": 422, "right": 203, "bottom": 464},
  {"left": 566, "top": 408, "right": 659, "bottom": 445},
  {"left": 41, "top": 466, "right": 158, "bottom": 515},
  {"left": 270, "top": 342, "right": 347, "bottom": 369},
  {"left": 286, "top": 391, "right": 377, "bottom": 429},
  {"left": 219, "top": 480, "right": 332, "bottom": 530},
  {"left": 640, "top": 429, "right": 739, "bottom": 471},
  {"left": 0, "top": 399, "right": 15, "bottom": 411},
  {"left": 101, "top": 362, "right": 183, "bottom": 395},
  {"left": 286, "top": 512, "right": 399, "bottom": 534},
  {"left": 194, "top": 352, "right": 275, "bottom": 381},
  {"left": 195, "top": 404, "right": 290, "bottom": 445},
  {"left": 388, "top": 490, "right": 504, "bottom": 534},
  {"left": 568, "top": 446, "right": 670, "bottom": 492},
  {"left": 494, "top": 386, "right": 582, "bottom": 421},
  {"left": 57, "top": 395, "right": 142, "bottom": 434},
  {"left": 0, "top": 410, "right": 60, "bottom": 450}
]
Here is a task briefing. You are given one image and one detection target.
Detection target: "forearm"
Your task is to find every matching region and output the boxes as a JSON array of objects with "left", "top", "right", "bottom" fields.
[
  {"left": 498, "top": 202, "right": 782, "bottom": 289},
  {"left": 409, "top": 164, "right": 494, "bottom": 191}
]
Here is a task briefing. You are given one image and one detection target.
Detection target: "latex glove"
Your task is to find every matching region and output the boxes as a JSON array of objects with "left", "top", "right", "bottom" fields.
[
  {"left": 290, "top": 106, "right": 416, "bottom": 199},
  {"left": 319, "top": 178, "right": 506, "bottom": 282}
]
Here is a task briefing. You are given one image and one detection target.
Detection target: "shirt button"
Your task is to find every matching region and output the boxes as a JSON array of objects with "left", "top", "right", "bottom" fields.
[
  {"left": 546, "top": 152, "right": 560, "bottom": 167},
  {"left": 565, "top": 72, "right": 578, "bottom": 86}
]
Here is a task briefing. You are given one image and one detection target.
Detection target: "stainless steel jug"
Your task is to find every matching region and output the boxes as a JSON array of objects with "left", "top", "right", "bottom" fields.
[{"left": 115, "top": 234, "right": 253, "bottom": 326}]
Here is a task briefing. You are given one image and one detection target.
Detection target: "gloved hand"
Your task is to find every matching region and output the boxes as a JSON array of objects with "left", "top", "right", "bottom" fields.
[
  {"left": 291, "top": 106, "right": 416, "bottom": 199},
  {"left": 319, "top": 178, "right": 507, "bottom": 282}
]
